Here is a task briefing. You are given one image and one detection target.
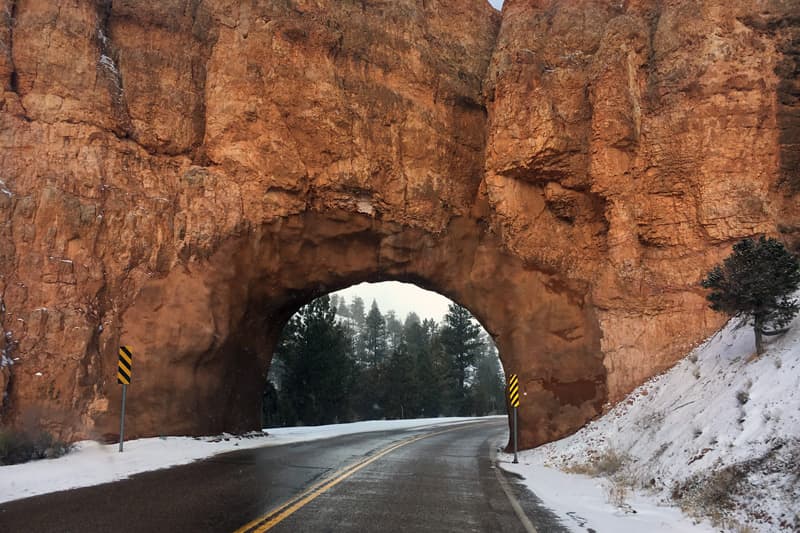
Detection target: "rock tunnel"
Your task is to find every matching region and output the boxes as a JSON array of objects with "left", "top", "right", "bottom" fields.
[
  {"left": 1, "top": 0, "right": 798, "bottom": 449},
  {"left": 109, "top": 210, "right": 606, "bottom": 447}
]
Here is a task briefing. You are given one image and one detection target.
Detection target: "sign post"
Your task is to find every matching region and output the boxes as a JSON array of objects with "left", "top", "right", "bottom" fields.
[
  {"left": 117, "top": 346, "right": 133, "bottom": 453},
  {"left": 508, "top": 373, "right": 520, "bottom": 464}
]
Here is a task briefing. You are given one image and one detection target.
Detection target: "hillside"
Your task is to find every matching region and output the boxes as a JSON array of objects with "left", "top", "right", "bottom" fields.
[{"left": 504, "top": 305, "right": 800, "bottom": 531}]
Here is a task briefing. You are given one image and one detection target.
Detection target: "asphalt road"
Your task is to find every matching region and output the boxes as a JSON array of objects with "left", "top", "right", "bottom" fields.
[{"left": 0, "top": 418, "right": 568, "bottom": 533}]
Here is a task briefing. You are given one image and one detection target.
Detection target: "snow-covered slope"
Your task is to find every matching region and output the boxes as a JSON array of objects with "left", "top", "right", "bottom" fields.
[{"left": 504, "top": 309, "right": 800, "bottom": 532}]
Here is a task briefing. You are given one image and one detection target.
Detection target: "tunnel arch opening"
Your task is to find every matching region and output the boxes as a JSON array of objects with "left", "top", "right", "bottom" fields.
[
  {"left": 110, "top": 210, "right": 607, "bottom": 449},
  {"left": 262, "top": 281, "right": 508, "bottom": 429}
]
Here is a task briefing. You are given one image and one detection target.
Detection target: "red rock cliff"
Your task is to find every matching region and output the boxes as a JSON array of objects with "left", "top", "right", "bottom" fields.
[{"left": 0, "top": 0, "right": 797, "bottom": 448}]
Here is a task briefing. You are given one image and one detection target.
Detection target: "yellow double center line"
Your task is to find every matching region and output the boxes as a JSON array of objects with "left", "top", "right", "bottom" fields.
[{"left": 234, "top": 422, "right": 488, "bottom": 533}]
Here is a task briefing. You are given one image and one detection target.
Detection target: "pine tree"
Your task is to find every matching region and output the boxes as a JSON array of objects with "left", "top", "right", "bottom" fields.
[
  {"left": 471, "top": 341, "right": 506, "bottom": 416},
  {"left": 349, "top": 297, "right": 366, "bottom": 328},
  {"left": 439, "top": 304, "right": 483, "bottom": 415},
  {"left": 404, "top": 312, "right": 421, "bottom": 329},
  {"left": 404, "top": 314, "right": 440, "bottom": 417},
  {"left": 351, "top": 364, "right": 383, "bottom": 420},
  {"left": 431, "top": 329, "right": 458, "bottom": 416},
  {"left": 337, "top": 299, "right": 350, "bottom": 319},
  {"left": 350, "top": 296, "right": 367, "bottom": 365},
  {"left": 271, "top": 295, "right": 356, "bottom": 425},
  {"left": 382, "top": 341, "right": 420, "bottom": 419},
  {"left": 385, "top": 310, "right": 404, "bottom": 351},
  {"left": 364, "top": 300, "right": 388, "bottom": 368},
  {"left": 702, "top": 236, "right": 800, "bottom": 355}
]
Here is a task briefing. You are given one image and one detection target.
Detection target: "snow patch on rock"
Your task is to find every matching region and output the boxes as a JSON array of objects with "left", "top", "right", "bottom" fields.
[{"left": 0, "top": 179, "right": 13, "bottom": 197}]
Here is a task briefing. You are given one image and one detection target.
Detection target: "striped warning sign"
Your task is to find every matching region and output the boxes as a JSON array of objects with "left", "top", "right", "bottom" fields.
[
  {"left": 117, "top": 346, "right": 133, "bottom": 385},
  {"left": 508, "top": 373, "right": 520, "bottom": 408}
]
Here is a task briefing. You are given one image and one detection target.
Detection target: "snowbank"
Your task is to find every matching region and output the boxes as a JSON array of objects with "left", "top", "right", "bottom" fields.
[
  {"left": 501, "top": 309, "right": 800, "bottom": 531},
  {"left": 498, "top": 461, "right": 715, "bottom": 532},
  {"left": 0, "top": 416, "right": 489, "bottom": 504}
]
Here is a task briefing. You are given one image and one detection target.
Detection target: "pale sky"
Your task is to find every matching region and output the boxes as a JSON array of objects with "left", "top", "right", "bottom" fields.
[
  {"left": 333, "top": 281, "right": 453, "bottom": 323},
  {"left": 488, "top": 0, "right": 504, "bottom": 9}
]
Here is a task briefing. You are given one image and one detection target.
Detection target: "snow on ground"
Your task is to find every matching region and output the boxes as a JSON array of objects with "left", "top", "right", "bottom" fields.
[
  {"left": 0, "top": 416, "right": 487, "bottom": 504},
  {"left": 499, "top": 460, "right": 716, "bottom": 532},
  {"left": 500, "top": 306, "right": 800, "bottom": 532}
]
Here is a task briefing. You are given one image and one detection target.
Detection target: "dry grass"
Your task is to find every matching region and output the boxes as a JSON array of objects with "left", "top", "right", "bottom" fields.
[
  {"left": 673, "top": 440, "right": 800, "bottom": 529},
  {"left": 564, "top": 448, "right": 636, "bottom": 509},
  {"left": 604, "top": 477, "right": 630, "bottom": 508},
  {"left": 672, "top": 465, "right": 740, "bottom": 524},
  {"left": 564, "top": 447, "right": 630, "bottom": 477}
]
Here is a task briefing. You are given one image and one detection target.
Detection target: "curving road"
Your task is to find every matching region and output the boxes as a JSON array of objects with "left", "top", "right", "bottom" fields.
[{"left": 0, "top": 418, "right": 568, "bottom": 532}]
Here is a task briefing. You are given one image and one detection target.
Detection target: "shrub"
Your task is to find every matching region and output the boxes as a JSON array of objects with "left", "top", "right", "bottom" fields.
[
  {"left": 565, "top": 447, "right": 630, "bottom": 477},
  {"left": 0, "top": 429, "right": 72, "bottom": 465},
  {"left": 594, "top": 448, "right": 629, "bottom": 476},
  {"left": 736, "top": 390, "right": 750, "bottom": 405},
  {"left": 672, "top": 466, "right": 740, "bottom": 526}
]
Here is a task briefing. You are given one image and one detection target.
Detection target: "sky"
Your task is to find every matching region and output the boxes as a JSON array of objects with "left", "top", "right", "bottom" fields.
[
  {"left": 488, "top": 0, "right": 504, "bottom": 9},
  {"left": 333, "top": 281, "right": 453, "bottom": 323}
]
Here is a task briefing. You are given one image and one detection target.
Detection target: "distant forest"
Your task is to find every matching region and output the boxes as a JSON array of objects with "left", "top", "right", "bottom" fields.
[{"left": 263, "top": 294, "right": 507, "bottom": 427}]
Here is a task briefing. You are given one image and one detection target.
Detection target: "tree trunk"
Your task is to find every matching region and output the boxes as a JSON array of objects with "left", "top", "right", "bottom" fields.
[{"left": 754, "top": 315, "right": 764, "bottom": 356}]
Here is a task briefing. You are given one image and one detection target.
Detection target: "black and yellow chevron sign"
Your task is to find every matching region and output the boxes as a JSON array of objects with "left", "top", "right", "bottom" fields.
[
  {"left": 507, "top": 373, "right": 520, "bottom": 408},
  {"left": 117, "top": 346, "right": 133, "bottom": 385}
]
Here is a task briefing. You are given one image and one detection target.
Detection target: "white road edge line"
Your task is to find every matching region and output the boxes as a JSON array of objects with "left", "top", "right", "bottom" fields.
[{"left": 490, "top": 444, "right": 538, "bottom": 533}]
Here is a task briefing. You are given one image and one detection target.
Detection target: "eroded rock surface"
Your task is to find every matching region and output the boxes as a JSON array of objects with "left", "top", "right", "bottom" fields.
[{"left": 0, "top": 0, "right": 796, "bottom": 448}]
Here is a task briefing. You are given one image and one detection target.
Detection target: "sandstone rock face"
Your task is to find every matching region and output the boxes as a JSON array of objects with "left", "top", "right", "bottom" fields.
[
  {"left": 487, "top": 0, "right": 799, "bottom": 421},
  {"left": 0, "top": 0, "right": 796, "bottom": 448}
]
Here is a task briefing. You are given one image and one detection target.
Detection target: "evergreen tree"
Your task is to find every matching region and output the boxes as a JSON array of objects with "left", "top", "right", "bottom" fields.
[
  {"left": 421, "top": 318, "right": 438, "bottom": 341},
  {"left": 702, "top": 236, "right": 800, "bottom": 355},
  {"left": 439, "top": 304, "right": 483, "bottom": 415},
  {"left": 385, "top": 310, "right": 404, "bottom": 351},
  {"left": 334, "top": 299, "right": 357, "bottom": 359},
  {"left": 350, "top": 296, "right": 367, "bottom": 365},
  {"left": 430, "top": 328, "right": 458, "bottom": 416},
  {"left": 347, "top": 300, "right": 388, "bottom": 419},
  {"left": 382, "top": 341, "right": 420, "bottom": 419},
  {"left": 364, "top": 300, "right": 388, "bottom": 368},
  {"left": 404, "top": 315, "right": 440, "bottom": 417},
  {"left": 404, "top": 312, "right": 421, "bottom": 329},
  {"left": 471, "top": 342, "right": 506, "bottom": 416},
  {"left": 351, "top": 365, "right": 383, "bottom": 420},
  {"left": 271, "top": 295, "right": 355, "bottom": 425},
  {"left": 349, "top": 297, "right": 366, "bottom": 328}
]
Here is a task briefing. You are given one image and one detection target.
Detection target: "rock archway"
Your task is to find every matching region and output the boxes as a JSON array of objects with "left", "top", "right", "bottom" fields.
[
  {"left": 111, "top": 210, "right": 605, "bottom": 446},
  {"left": 1, "top": 0, "right": 797, "bottom": 448}
]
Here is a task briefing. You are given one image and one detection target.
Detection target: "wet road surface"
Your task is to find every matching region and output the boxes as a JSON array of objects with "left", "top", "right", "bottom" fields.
[{"left": 0, "top": 419, "right": 568, "bottom": 532}]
